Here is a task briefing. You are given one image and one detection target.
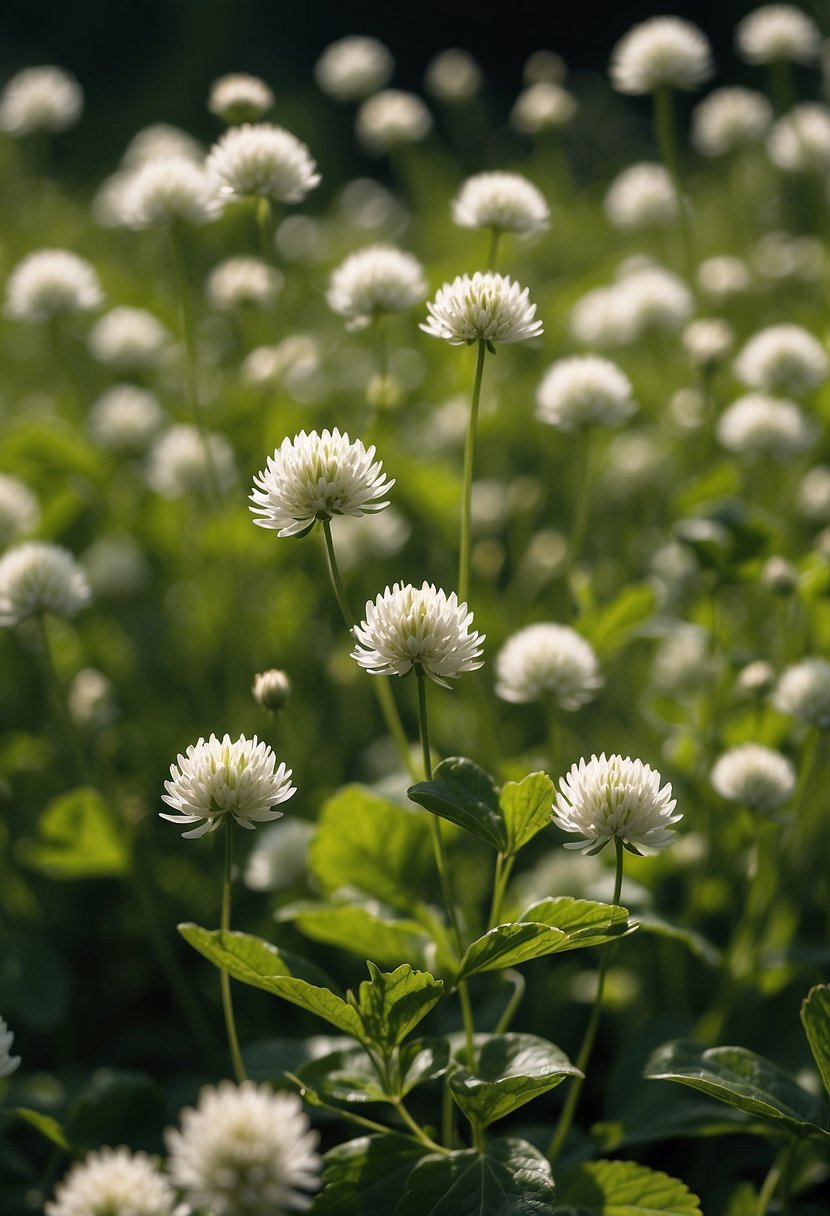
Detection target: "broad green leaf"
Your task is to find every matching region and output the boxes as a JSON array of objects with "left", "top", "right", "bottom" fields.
[
  {"left": 310, "top": 786, "right": 432, "bottom": 910},
  {"left": 801, "top": 985, "right": 830, "bottom": 1101},
  {"left": 65, "top": 1071, "right": 166, "bottom": 1153},
  {"left": 312, "top": 1134, "right": 428, "bottom": 1215},
  {"left": 277, "top": 901, "right": 430, "bottom": 966},
  {"left": 644, "top": 1040, "right": 830, "bottom": 1141},
  {"left": 299, "top": 1045, "right": 386, "bottom": 1105},
  {"left": 17, "top": 787, "right": 128, "bottom": 879},
  {"left": 398, "top": 1037, "right": 451, "bottom": 1097},
  {"left": 450, "top": 1033, "right": 581, "bottom": 1128},
  {"left": 179, "top": 924, "right": 363, "bottom": 1039},
  {"left": 558, "top": 1159, "right": 701, "bottom": 1215},
  {"left": 578, "top": 585, "right": 656, "bottom": 657},
  {"left": 458, "top": 922, "right": 568, "bottom": 978},
  {"left": 397, "top": 1138, "right": 555, "bottom": 1215},
  {"left": 354, "top": 962, "right": 443, "bottom": 1052},
  {"left": 499, "top": 772, "right": 555, "bottom": 854},
  {"left": 408, "top": 756, "right": 506, "bottom": 851},
  {"left": 521, "top": 897, "right": 633, "bottom": 948},
  {"left": 13, "top": 1108, "right": 71, "bottom": 1151},
  {"left": 634, "top": 915, "right": 721, "bottom": 967}
]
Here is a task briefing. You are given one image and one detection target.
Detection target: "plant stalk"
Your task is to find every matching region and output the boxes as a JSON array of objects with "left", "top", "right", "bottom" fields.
[
  {"left": 458, "top": 339, "right": 488, "bottom": 605},
  {"left": 221, "top": 820, "right": 247, "bottom": 1083}
]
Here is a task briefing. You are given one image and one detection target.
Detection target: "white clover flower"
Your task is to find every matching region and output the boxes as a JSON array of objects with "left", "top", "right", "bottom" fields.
[
  {"left": 698, "top": 255, "right": 752, "bottom": 301},
  {"left": 356, "top": 89, "right": 433, "bottom": 154},
  {"left": 421, "top": 272, "right": 542, "bottom": 346},
  {"left": 314, "top": 36, "right": 394, "bottom": 102},
  {"left": 609, "top": 17, "right": 714, "bottom": 95},
  {"left": 0, "top": 542, "right": 91, "bottom": 627},
  {"left": 45, "top": 1147, "right": 175, "bottom": 1216},
  {"left": 651, "top": 626, "right": 713, "bottom": 695},
  {"left": 768, "top": 104, "right": 830, "bottom": 174},
  {"left": 147, "top": 426, "right": 237, "bottom": 499},
  {"left": 121, "top": 156, "right": 221, "bottom": 228},
  {"left": 535, "top": 354, "right": 636, "bottom": 432},
  {"left": 424, "top": 49, "right": 482, "bottom": 104},
  {"left": 524, "top": 50, "right": 568, "bottom": 85},
  {"left": 0, "top": 1015, "right": 20, "bottom": 1078},
  {"left": 0, "top": 66, "right": 82, "bottom": 136},
  {"left": 250, "top": 428, "right": 392, "bottom": 537},
  {"left": 206, "top": 257, "right": 284, "bottom": 311},
  {"left": 451, "top": 171, "right": 550, "bottom": 237},
  {"left": 68, "top": 667, "right": 116, "bottom": 729},
  {"left": 495, "top": 623, "right": 602, "bottom": 709},
  {"left": 241, "top": 335, "right": 320, "bottom": 390},
  {"left": 351, "top": 582, "right": 485, "bottom": 687},
  {"left": 161, "top": 734, "right": 295, "bottom": 838},
  {"left": 208, "top": 72, "right": 274, "bottom": 123},
  {"left": 798, "top": 465, "right": 830, "bottom": 522},
  {"left": 326, "top": 245, "right": 427, "bottom": 330},
  {"left": 682, "top": 318, "right": 735, "bottom": 368},
  {"left": 553, "top": 752, "right": 681, "bottom": 855},
  {"left": 736, "top": 4, "right": 821, "bottom": 65},
  {"left": 206, "top": 123, "right": 321, "bottom": 203},
  {"left": 616, "top": 263, "right": 694, "bottom": 335},
  {"left": 569, "top": 284, "right": 636, "bottom": 347},
  {"left": 691, "top": 87, "right": 773, "bottom": 156},
  {"left": 733, "top": 324, "right": 829, "bottom": 395},
  {"left": 711, "top": 744, "right": 796, "bottom": 811},
  {"left": 123, "top": 123, "right": 204, "bottom": 167},
  {"left": 773, "top": 657, "right": 830, "bottom": 727},
  {"left": 87, "top": 307, "right": 172, "bottom": 372},
  {"left": 4, "top": 249, "right": 102, "bottom": 322},
  {"left": 88, "top": 385, "right": 165, "bottom": 453},
  {"left": 603, "top": 162, "right": 678, "bottom": 230},
  {"left": 0, "top": 475, "right": 39, "bottom": 548},
  {"left": 716, "top": 393, "right": 816, "bottom": 459},
  {"left": 510, "top": 82, "right": 577, "bottom": 134},
  {"left": 252, "top": 668, "right": 292, "bottom": 712}
]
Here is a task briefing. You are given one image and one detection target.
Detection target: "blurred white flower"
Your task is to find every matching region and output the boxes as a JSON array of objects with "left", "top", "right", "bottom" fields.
[
  {"left": 45, "top": 1147, "right": 175, "bottom": 1216},
  {"left": 244, "top": 817, "right": 314, "bottom": 891},
  {"left": 753, "top": 231, "right": 825, "bottom": 282},
  {"left": 0, "top": 66, "right": 82, "bottom": 136},
  {"left": 0, "top": 542, "right": 91, "bottom": 627},
  {"left": 425, "top": 49, "right": 482, "bottom": 103},
  {"left": 553, "top": 753, "right": 681, "bottom": 855},
  {"left": 206, "top": 257, "right": 283, "bottom": 311},
  {"left": 604, "top": 162, "right": 678, "bottom": 230},
  {"left": 123, "top": 123, "right": 204, "bottom": 167},
  {"left": 768, "top": 104, "right": 830, "bottom": 174},
  {"left": 68, "top": 667, "right": 117, "bottom": 729},
  {"left": 571, "top": 264, "right": 692, "bottom": 347},
  {"left": 651, "top": 626, "right": 713, "bottom": 694},
  {"left": 208, "top": 72, "right": 274, "bottom": 124},
  {"left": 82, "top": 534, "right": 149, "bottom": 598},
  {"left": 773, "top": 657, "right": 830, "bottom": 727},
  {"left": 711, "top": 743, "right": 795, "bottom": 811},
  {"left": 161, "top": 734, "right": 295, "bottom": 838},
  {"left": 451, "top": 171, "right": 550, "bottom": 236},
  {"left": 87, "top": 307, "right": 172, "bottom": 372},
  {"left": 326, "top": 245, "right": 427, "bottom": 330},
  {"left": 4, "top": 249, "right": 102, "bottom": 321},
  {"left": 421, "top": 272, "right": 542, "bottom": 346},
  {"left": 147, "top": 426, "right": 237, "bottom": 498},
  {"left": 241, "top": 335, "right": 320, "bottom": 390},
  {"left": 351, "top": 582, "right": 485, "bottom": 687},
  {"left": 716, "top": 393, "right": 815, "bottom": 459},
  {"left": 495, "top": 622, "right": 602, "bottom": 709},
  {"left": 698, "top": 255, "right": 752, "bottom": 302},
  {"left": 510, "top": 82, "right": 577, "bottom": 134},
  {"left": 736, "top": 4, "right": 821, "bottom": 65},
  {"left": 738, "top": 659, "right": 775, "bottom": 696},
  {"left": 682, "top": 318, "right": 734, "bottom": 369},
  {"left": 0, "top": 1015, "right": 20, "bottom": 1078},
  {"left": 356, "top": 89, "right": 432, "bottom": 154},
  {"left": 121, "top": 156, "right": 220, "bottom": 228},
  {"left": 733, "top": 324, "right": 829, "bottom": 395},
  {"left": 609, "top": 17, "right": 713, "bottom": 95},
  {"left": 314, "top": 36, "right": 394, "bottom": 102},
  {"left": 207, "top": 123, "right": 321, "bottom": 202},
  {"left": 0, "top": 475, "right": 39, "bottom": 548},
  {"left": 691, "top": 87, "right": 773, "bottom": 156},
  {"left": 524, "top": 50, "right": 568, "bottom": 85},
  {"left": 252, "top": 668, "right": 292, "bottom": 712},
  {"left": 88, "top": 385, "right": 165, "bottom": 453},
  {"left": 761, "top": 555, "right": 798, "bottom": 594},
  {"left": 798, "top": 465, "right": 830, "bottom": 522},
  {"left": 536, "top": 354, "right": 636, "bottom": 431}
]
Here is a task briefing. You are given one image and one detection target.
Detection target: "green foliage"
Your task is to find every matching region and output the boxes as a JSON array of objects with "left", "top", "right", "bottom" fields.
[
  {"left": 458, "top": 900, "right": 632, "bottom": 978},
  {"left": 558, "top": 1159, "right": 701, "bottom": 1215},
  {"left": 499, "top": 772, "right": 555, "bottom": 854},
  {"left": 312, "top": 1135, "right": 429, "bottom": 1215},
  {"left": 801, "top": 985, "right": 830, "bottom": 1100},
  {"left": 397, "top": 1139, "right": 555, "bottom": 1215},
  {"left": 12, "top": 1109, "right": 71, "bottom": 1152},
  {"left": 277, "top": 901, "right": 431, "bottom": 967},
  {"left": 449, "top": 1033, "right": 580, "bottom": 1128},
  {"left": 16, "top": 787, "right": 128, "bottom": 879},
  {"left": 351, "top": 962, "right": 444, "bottom": 1055},
  {"left": 408, "top": 757, "right": 506, "bottom": 850}
]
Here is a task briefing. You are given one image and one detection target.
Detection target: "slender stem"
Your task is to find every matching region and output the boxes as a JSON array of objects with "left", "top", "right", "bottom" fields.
[
  {"left": 755, "top": 1141, "right": 793, "bottom": 1216},
  {"left": 286, "top": 1072, "right": 415, "bottom": 1140},
  {"left": 35, "top": 614, "right": 91, "bottom": 785},
  {"left": 256, "top": 196, "right": 273, "bottom": 263},
  {"left": 374, "top": 316, "right": 389, "bottom": 381},
  {"left": 495, "top": 969, "right": 526, "bottom": 1034},
  {"left": 564, "top": 427, "right": 593, "bottom": 584},
  {"left": 441, "top": 1077, "right": 455, "bottom": 1148},
  {"left": 221, "top": 821, "right": 247, "bottom": 1083},
  {"left": 393, "top": 1099, "right": 449, "bottom": 1154},
  {"left": 487, "top": 853, "right": 515, "bottom": 929},
  {"left": 486, "top": 228, "right": 502, "bottom": 272},
  {"left": 322, "top": 518, "right": 354, "bottom": 624},
  {"left": 653, "top": 86, "right": 696, "bottom": 283},
  {"left": 769, "top": 58, "right": 796, "bottom": 115},
  {"left": 458, "top": 340, "right": 488, "bottom": 605},
  {"left": 547, "top": 838, "right": 624, "bottom": 1164}
]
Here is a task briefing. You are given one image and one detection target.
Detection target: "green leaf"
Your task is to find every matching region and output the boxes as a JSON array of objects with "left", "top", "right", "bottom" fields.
[
  {"left": 801, "top": 985, "right": 830, "bottom": 1102},
  {"left": 634, "top": 915, "right": 721, "bottom": 967},
  {"left": 277, "top": 901, "right": 430, "bottom": 967},
  {"left": 299, "top": 1045, "right": 386, "bottom": 1105},
  {"left": 644, "top": 1040, "right": 830, "bottom": 1141},
  {"left": 310, "top": 786, "right": 432, "bottom": 911},
  {"left": 520, "top": 897, "right": 633, "bottom": 947},
  {"left": 450, "top": 1033, "right": 581, "bottom": 1128},
  {"left": 499, "top": 772, "right": 555, "bottom": 854},
  {"left": 354, "top": 962, "right": 443, "bottom": 1052},
  {"left": 558, "top": 1159, "right": 701, "bottom": 1215},
  {"left": 12, "top": 1108, "right": 71, "bottom": 1152},
  {"left": 16, "top": 787, "right": 128, "bottom": 879},
  {"left": 408, "top": 757, "right": 506, "bottom": 851},
  {"left": 312, "top": 1134, "right": 428, "bottom": 1215},
  {"left": 178, "top": 924, "right": 364, "bottom": 1039},
  {"left": 397, "top": 1138, "right": 555, "bottom": 1215},
  {"left": 458, "top": 922, "right": 568, "bottom": 978},
  {"left": 578, "top": 585, "right": 656, "bottom": 657},
  {"left": 398, "top": 1037, "right": 451, "bottom": 1097},
  {"left": 244, "top": 1036, "right": 351, "bottom": 1084}
]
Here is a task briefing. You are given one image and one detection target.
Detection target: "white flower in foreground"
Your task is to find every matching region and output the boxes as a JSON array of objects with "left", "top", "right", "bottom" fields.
[
  {"left": 87, "top": 307, "right": 172, "bottom": 372},
  {"left": 208, "top": 72, "right": 274, "bottom": 124},
  {"left": 736, "top": 5, "right": 821, "bottom": 65},
  {"left": 510, "top": 82, "right": 577, "bottom": 134},
  {"left": 495, "top": 623, "right": 602, "bottom": 709},
  {"left": 716, "top": 394, "right": 815, "bottom": 459},
  {"left": 46, "top": 1147, "right": 175, "bottom": 1216},
  {"left": 314, "top": 36, "right": 394, "bottom": 102},
  {"left": 698, "top": 255, "right": 751, "bottom": 302},
  {"left": 711, "top": 744, "right": 795, "bottom": 811},
  {"left": 147, "top": 426, "right": 237, "bottom": 499},
  {"left": 207, "top": 256, "right": 284, "bottom": 311},
  {"left": 351, "top": 582, "right": 485, "bottom": 687},
  {"left": 207, "top": 123, "right": 321, "bottom": 203},
  {"left": 692, "top": 87, "right": 773, "bottom": 157},
  {"left": 0, "top": 1015, "right": 20, "bottom": 1078},
  {"left": 0, "top": 475, "right": 39, "bottom": 548},
  {"left": 356, "top": 90, "right": 433, "bottom": 154},
  {"left": 733, "top": 324, "right": 829, "bottom": 395},
  {"left": 609, "top": 17, "right": 713, "bottom": 95},
  {"left": 451, "top": 171, "right": 550, "bottom": 236},
  {"left": 0, "top": 542, "right": 91, "bottom": 627},
  {"left": 251, "top": 429, "right": 392, "bottom": 538},
  {"left": 553, "top": 753, "right": 681, "bottom": 855},
  {"left": 326, "top": 245, "right": 427, "bottom": 330},
  {"left": 773, "top": 658, "right": 830, "bottom": 727},
  {"left": 604, "top": 163, "right": 678, "bottom": 230},
  {"left": 4, "top": 249, "right": 102, "bottom": 321},
  {"left": 682, "top": 318, "right": 734, "bottom": 369},
  {"left": 0, "top": 66, "right": 82, "bottom": 136},
  {"left": 536, "top": 354, "right": 637, "bottom": 432},
  {"left": 421, "top": 272, "right": 542, "bottom": 346},
  {"left": 425, "top": 49, "right": 482, "bottom": 104},
  {"left": 121, "top": 156, "right": 220, "bottom": 228},
  {"left": 768, "top": 104, "right": 830, "bottom": 174},
  {"left": 161, "top": 734, "right": 295, "bottom": 838}
]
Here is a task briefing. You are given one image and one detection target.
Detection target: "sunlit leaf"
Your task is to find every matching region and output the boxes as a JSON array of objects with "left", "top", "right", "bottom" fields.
[
  {"left": 397, "top": 1138, "right": 555, "bottom": 1215},
  {"left": 449, "top": 1033, "right": 580, "bottom": 1127},
  {"left": 558, "top": 1158, "right": 701, "bottom": 1215},
  {"left": 499, "top": 772, "right": 555, "bottom": 854},
  {"left": 408, "top": 756, "right": 506, "bottom": 851}
]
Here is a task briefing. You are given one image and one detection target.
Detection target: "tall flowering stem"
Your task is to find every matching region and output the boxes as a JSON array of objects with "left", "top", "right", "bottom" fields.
[
  {"left": 221, "top": 820, "right": 247, "bottom": 1084},
  {"left": 653, "top": 87, "right": 696, "bottom": 283},
  {"left": 256, "top": 197, "right": 273, "bottom": 264},
  {"left": 459, "top": 339, "right": 488, "bottom": 604}
]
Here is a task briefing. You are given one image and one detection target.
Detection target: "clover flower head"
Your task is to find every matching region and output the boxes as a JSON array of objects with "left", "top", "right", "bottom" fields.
[
  {"left": 716, "top": 393, "right": 815, "bottom": 459},
  {"left": 698, "top": 255, "right": 752, "bottom": 302},
  {"left": 326, "top": 245, "right": 427, "bottom": 330},
  {"left": 87, "top": 306, "right": 172, "bottom": 371},
  {"left": 89, "top": 385, "right": 165, "bottom": 454},
  {"left": 0, "top": 542, "right": 91, "bottom": 627},
  {"left": 604, "top": 162, "right": 678, "bottom": 230},
  {"left": 510, "top": 82, "right": 577, "bottom": 134},
  {"left": 4, "top": 249, "right": 102, "bottom": 322},
  {"left": 252, "top": 669, "right": 292, "bottom": 712},
  {"left": 451, "top": 171, "right": 550, "bottom": 236},
  {"left": 798, "top": 465, "right": 830, "bottom": 522},
  {"left": 121, "top": 155, "right": 221, "bottom": 228},
  {"left": 207, "top": 256, "right": 284, "bottom": 311},
  {"left": 0, "top": 65, "right": 82, "bottom": 136},
  {"left": 773, "top": 657, "right": 830, "bottom": 727},
  {"left": 682, "top": 318, "right": 735, "bottom": 368},
  {"left": 768, "top": 104, "right": 830, "bottom": 174},
  {"left": 495, "top": 623, "right": 603, "bottom": 709},
  {"left": 123, "top": 123, "right": 204, "bottom": 168},
  {"left": 535, "top": 354, "right": 636, "bottom": 431},
  {"left": 692, "top": 87, "right": 773, "bottom": 157},
  {"left": 208, "top": 73, "right": 275, "bottom": 124},
  {"left": 733, "top": 323, "right": 829, "bottom": 395},
  {"left": 356, "top": 89, "right": 433, "bottom": 154},
  {"left": 421, "top": 272, "right": 543, "bottom": 346},
  {"left": 736, "top": 4, "right": 821, "bottom": 65},
  {"left": 553, "top": 752, "right": 681, "bottom": 855},
  {"left": 207, "top": 123, "right": 321, "bottom": 203},
  {"left": 45, "top": 1147, "right": 175, "bottom": 1216},
  {"left": 0, "top": 1015, "right": 20, "bottom": 1078},
  {"left": 147, "top": 425, "right": 237, "bottom": 499},
  {"left": 610, "top": 16, "right": 714, "bottom": 95},
  {"left": 314, "top": 36, "right": 394, "bottom": 102},
  {"left": 711, "top": 743, "right": 796, "bottom": 811},
  {"left": 0, "top": 475, "right": 39, "bottom": 548},
  {"left": 425, "top": 49, "right": 482, "bottom": 104},
  {"left": 241, "top": 335, "right": 319, "bottom": 390},
  {"left": 351, "top": 581, "right": 485, "bottom": 687}
]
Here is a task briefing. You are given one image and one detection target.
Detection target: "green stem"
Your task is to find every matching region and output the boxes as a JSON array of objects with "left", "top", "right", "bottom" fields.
[
  {"left": 495, "top": 969, "right": 526, "bottom": 1034},
  {"left": 286, "top": 1072, "right": 419, "bottom": 1141},
  {"left": 486, "top": 228, "right": 502, "bottom": 271},
  {"left": 769, "top": 59, "right": 796, "bottom": 116},
  {"left": 755, "top": 1141, "right": 793, "bottom": 1216},
  {"left": 441, "top": 1077, "right": 455, "bottom": 1148},
  {"left": 393, "top": 1099, "right": 450, "bottom": 1154},
  {"left": 458, "top": 340, "right": 488, "bottom": 605},
  {"left": 547, "top": 838, "right": 624, "bottom": 1164},
  {"left": 221, "top": 821, "right": 247, "bottom": 1083},
  {"left": 653, "top": 86, "right": 696, "bottom": 283},
  {"left": 374, "top": 316, "right": 389, "bottom": 381},
  {"left": 487, "top": 853, "right": 515, "bottom": 929},
  {"left": 35, "top": 614, "right": 91, "bottom": 785},
  {"left": 256, "top": 196, "right": 273, "bottom": 263}
]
